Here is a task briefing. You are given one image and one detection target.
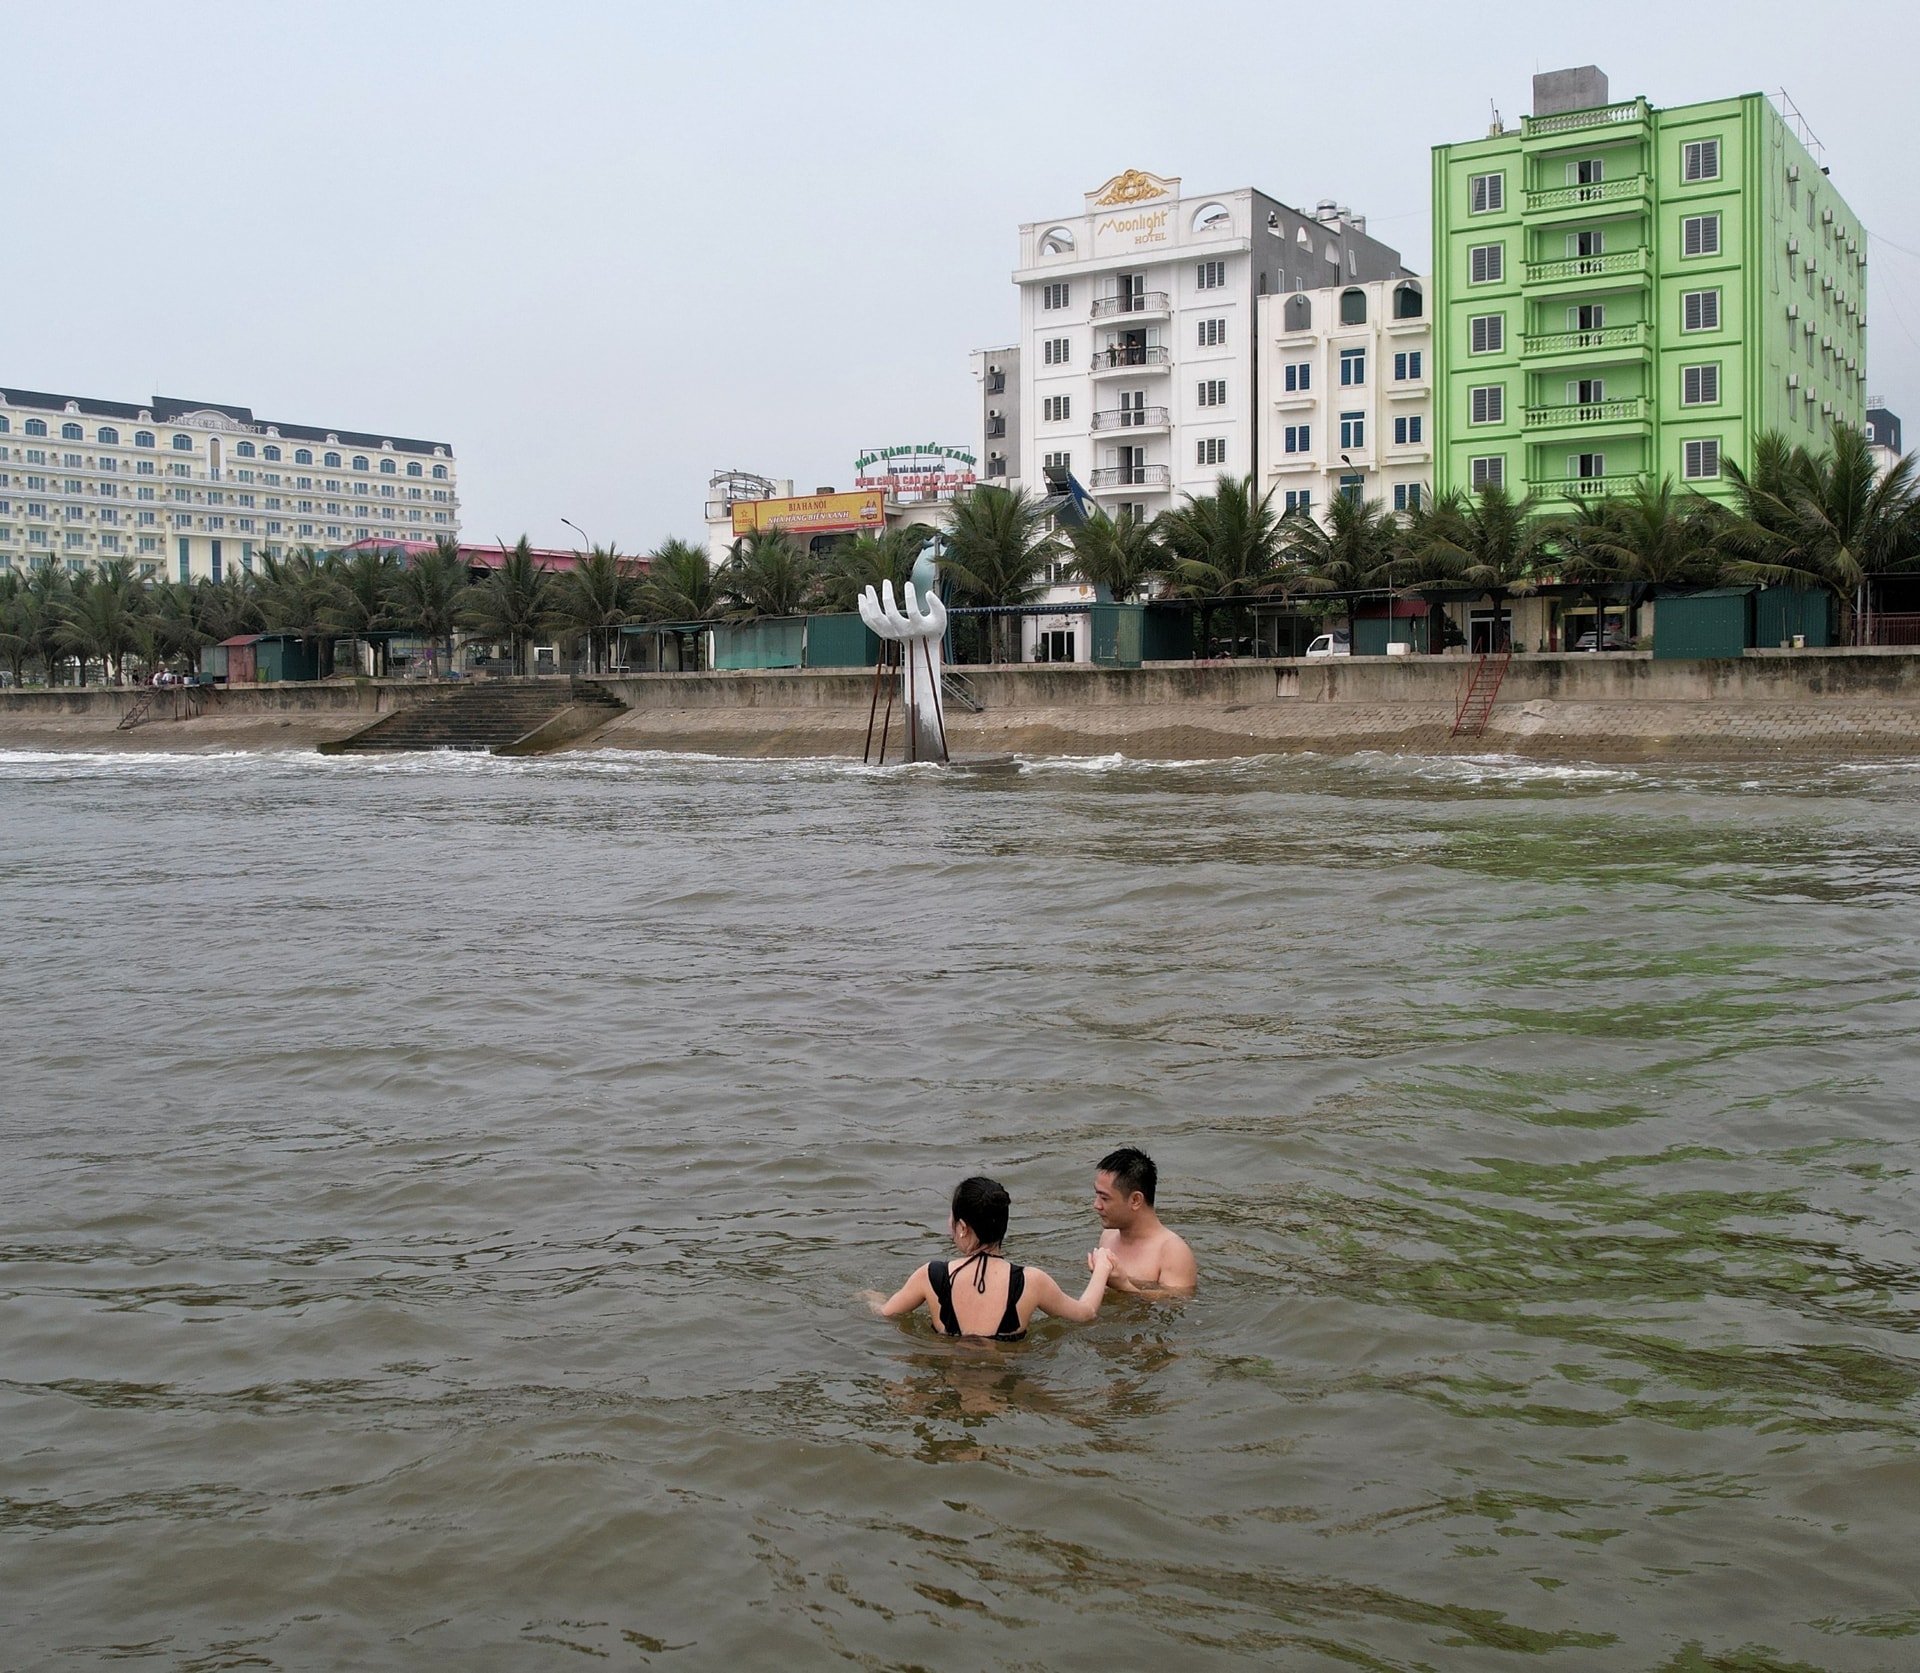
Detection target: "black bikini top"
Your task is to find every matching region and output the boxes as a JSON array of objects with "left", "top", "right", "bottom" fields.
[{"left": 928, "top": 1250, "right": 1026, "bottom": 1341}]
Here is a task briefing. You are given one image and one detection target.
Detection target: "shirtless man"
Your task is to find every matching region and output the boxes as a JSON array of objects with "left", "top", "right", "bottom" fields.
[{"left": 1088, "top": 1147, "right": 1198, "bottom": 1294}]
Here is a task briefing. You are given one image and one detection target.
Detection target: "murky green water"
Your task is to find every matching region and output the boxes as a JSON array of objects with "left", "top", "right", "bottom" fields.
[{"left": 3, "top": 748, "right": 1919, "bottom": 1670}]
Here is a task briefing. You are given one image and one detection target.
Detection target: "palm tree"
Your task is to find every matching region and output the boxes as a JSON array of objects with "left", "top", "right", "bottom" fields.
[
  {"left": 1411, "top": 485, "right": 1546, "bottom": 651},
  {"left": 941, "top": 484, "right": 1058, "bottom": 663},
  {"left": 462, "top": 536, "right": 556, "bottom": 675},
  {"left": 23, "top": 564, "right": 73, "bottom": 685},
  {"left": 816, "top": 526, "right": 936, "bottom": 614},
  {"left": 556, "top": 544, "right": 644, "bottom": 673},
  {"left": 0, "top": 571, "right": 33, "bottom": 687},
  {"left": 59, "top": 561, "right": 147, "bottom": 684},
  {"left": 1064, "top": 508, "right": 1162, "bottom": 602},
  {"left": 324, "top": 547, "right": 402, "bottom": 675},
  {"left": 139, "top": 580, "right": 210, "bottom": 679},
  {"left": 1158, "top": 474, "right": 1291, "bottom": 654},
  {"left": 194, "top": 570, "right": 264, "bottom": 648},
  {"left": 1720, "top": 425, "right": 1918, "bottom": 627},
  {"left": 720, "top": 529, "right": 817, "bottom": 620},
  {"left": 1286, "top": 492, "right": 1397, "bottom": 651},
  {"left": 393, "top": 536, "right": 471, "bottom": 676},
  {"left": 641, "top": 537, "right": 723, "bottom": 623},
  {"left": 257, "top": 547, "right": 335, "bottom": 678}
]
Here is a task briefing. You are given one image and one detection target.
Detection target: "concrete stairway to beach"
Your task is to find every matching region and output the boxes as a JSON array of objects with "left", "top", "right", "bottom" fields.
[{"left": 326, "top": 679, "right": 625, "bottom": 754}]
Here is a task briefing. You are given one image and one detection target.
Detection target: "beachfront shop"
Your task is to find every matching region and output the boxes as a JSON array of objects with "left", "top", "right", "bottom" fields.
[{"left": 200, "top": 633, "right": 321, "bottom": 683}]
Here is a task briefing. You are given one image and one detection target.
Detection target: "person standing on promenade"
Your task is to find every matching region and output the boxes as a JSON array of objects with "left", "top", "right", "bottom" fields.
[{"left": 1089, "top": 1147, "right": 1198, "bottom": 1295}]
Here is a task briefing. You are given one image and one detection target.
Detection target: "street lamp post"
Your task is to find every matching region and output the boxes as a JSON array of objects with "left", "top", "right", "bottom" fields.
[{"left": 561, "top": 518, "right": 594, "bottom": 671}]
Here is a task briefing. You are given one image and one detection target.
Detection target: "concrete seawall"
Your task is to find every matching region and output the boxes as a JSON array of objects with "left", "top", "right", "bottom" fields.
[{"left": 4, "top": 652, "right": 1919, "bottom": 760}]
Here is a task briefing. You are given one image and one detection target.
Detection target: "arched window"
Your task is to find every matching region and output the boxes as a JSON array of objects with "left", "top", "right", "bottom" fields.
[
  {"left": 294, "top": 448, "right": 313, "bottom": 465},
  {"left": 61, "top": 422, "right": 83, "bottom": 441},
  {"left": 1191, "top": 202, "right": 1232, "bottom": 234},
  {"left": 97, "top": 427, "right": 119, "bottom": 444},
  {"left": 1393, "top": 282, "right": 1424, "bottom": 320},
  {"left": 135, "top": 430, "right": 155, "bottom": 447},
  {"left": 380, "top": 459, "right": 397, "bottom": 474},
  {"left": 1039, "top": 226, "right": 1076, "bottom": 255},
  {"left": 25, "top": 418, "right": 47, "bottom": 436},
  {"left": 352, "top": 455, "right": 369, "bottom": 470},
  {"left": 235, "top": 440, "right": 256, "bottom": 458},
  {"left": 323, "top": 451, "right": 341, "bottom": 468},
  {"left": 1284, "top": 294, "right": 1312, "bottom": 332},
  {"left": 172, "top": 434, "right": 193, "bottom": 450},
  {"left": 406, "top": 461, "right": 422, "bottom": 477},
  {"left": 0, "top": 417, "right": 9, "bottom": 434},
  {"left": 263, "top": 445, "right": 281, "bottom": 461},
  {"left": 1340, "top": 288, "right": 1367, "bottom": 325},
  {"left": 431, "top": 464, "right": 447, "bottom": 480}
]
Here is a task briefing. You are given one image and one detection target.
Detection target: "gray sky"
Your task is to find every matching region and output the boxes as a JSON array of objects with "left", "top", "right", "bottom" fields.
[{"left": 5, "top": 0, "right": 1917, "bottom": 551}]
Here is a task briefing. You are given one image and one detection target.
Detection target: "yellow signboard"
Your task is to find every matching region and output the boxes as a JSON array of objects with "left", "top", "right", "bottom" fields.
[{"left": 731, "top": 490, "right": 885, "bottom": 537}]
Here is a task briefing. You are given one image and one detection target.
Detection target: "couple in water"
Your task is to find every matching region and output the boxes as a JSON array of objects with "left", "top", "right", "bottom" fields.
[{"left": 869, "top": 1148, "right": 1197, "bottom": 1341}]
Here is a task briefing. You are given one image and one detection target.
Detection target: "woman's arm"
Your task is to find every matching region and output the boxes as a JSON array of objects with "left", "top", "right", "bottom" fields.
[
  {"left": 865, "top": 1264, "right": 932, "bottom": 1319},
  {"left": 1026, "top": 1248, "right": 1115, "bottom": 1323}
]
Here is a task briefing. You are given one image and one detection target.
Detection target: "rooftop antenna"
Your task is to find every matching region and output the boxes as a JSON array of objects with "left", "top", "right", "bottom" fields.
[
  {"left": 1488, "top": 99, "right": 1504, "bottom": 137},
  {"left": 1772, "top": 89, "right": 1826, "bottom": 165}
]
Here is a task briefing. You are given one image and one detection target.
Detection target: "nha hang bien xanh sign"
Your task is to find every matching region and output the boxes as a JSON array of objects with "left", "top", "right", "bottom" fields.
[{"left": 854, "top": 444, "right": 977, "bottom": 499}]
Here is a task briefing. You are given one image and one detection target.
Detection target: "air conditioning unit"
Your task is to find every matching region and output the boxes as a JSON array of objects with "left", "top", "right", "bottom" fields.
[
  {"left": 1787, "top": 373, "right": 1800, "bottom": 388},
  {"left": 1823, "top": 207, "right": 1834, "bottom": 223},
  {"left": 1787, "top": 164, "right": 1801, "bottom": 182},
  {"left": 1787, "top": 237, "right": 1799, "bottom": 255},
  {"left": 1787, "top": 303, "right": 1799, "bottom": 319}
]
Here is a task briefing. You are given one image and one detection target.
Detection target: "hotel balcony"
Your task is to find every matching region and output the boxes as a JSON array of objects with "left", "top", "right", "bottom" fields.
[
  {"left": 1089, "top": 465, "right": 1173, "bottom": 490},
  {"left": 1523, "top": 397, "right": 1648, "bottom": 432},
  {"left": 1090, "top": 292, "right": 1172, "bottom": 321},
  {"left": 1523, "top": 248, "right": 1651, "bottom": 293},
  {"left": 1522, "top": 321, "right": 1653, "bottom": 360},
  {"left": 1091, "top": 405, "right": 1171, "bottom": 433},
  {"left": 1089, "top": 344, "right": 1173, "bottom": 377},
  {"left": 1523, "top": 175, "right": 1651, "bottom": 222},
  {"left": 1528, "top": 475, "right": 1641, "bottom": 502},
  {"left": 1520, "top": 97, "right": 1652, "bottom": 141}
]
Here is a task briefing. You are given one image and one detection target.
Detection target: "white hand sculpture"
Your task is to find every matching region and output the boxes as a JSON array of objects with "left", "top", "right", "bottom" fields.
[
  {"left": 858, "top": 578, "right": 947, "bottom": 643},
  {"left": 857, "top": 579, "right": 950, "bottom": 763}
]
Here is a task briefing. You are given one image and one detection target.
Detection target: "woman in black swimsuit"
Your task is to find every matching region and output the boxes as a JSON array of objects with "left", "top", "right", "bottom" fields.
[{"left": 870, "top": 1176, "right": 1115, "bottom": 1339}]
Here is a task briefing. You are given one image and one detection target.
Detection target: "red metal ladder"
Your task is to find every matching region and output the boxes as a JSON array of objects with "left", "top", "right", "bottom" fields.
[{"left": 1451, "top": 650, "right": 1512, "bottom": 738}]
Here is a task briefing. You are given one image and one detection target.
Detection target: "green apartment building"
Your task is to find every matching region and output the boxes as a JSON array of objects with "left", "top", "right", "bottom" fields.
[{"left": 1431, "top": 67, "right": 1868, "bottom": 507}]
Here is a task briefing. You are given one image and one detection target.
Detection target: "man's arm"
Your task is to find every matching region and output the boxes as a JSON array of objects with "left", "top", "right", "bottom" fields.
[
  {"left": 1154, "top": 1233, "right": 1199, "bottom": 1295},
  {"left": 864, "top": 1264, "right": 932, "bottom": 1319},
  {"left": 1027, "top": 1250, "right": 1114, "bottom": 1323}
]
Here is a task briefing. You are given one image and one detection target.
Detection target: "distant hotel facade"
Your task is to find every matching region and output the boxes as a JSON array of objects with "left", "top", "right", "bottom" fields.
[
  {"left": 0, "top": 387, "right": 458, "bottom": 582},
  {"left": 974, "top": 171, "right": 1412, "bottom": 514}
]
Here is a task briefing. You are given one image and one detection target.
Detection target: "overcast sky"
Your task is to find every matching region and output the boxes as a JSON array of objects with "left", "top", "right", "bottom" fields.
[{"left": 5, "top": 0, "right": 1917, "bottom": 550}]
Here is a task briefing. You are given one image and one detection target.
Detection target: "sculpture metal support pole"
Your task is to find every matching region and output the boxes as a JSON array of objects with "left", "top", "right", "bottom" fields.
[{"left": 858, "top": 575, "right": 950, "bottom": 767}]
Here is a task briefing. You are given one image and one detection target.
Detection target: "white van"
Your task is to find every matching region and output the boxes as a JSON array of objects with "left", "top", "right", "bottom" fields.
[{"left": 1305, "top": 631, "right": 1351, "bottom": 659}]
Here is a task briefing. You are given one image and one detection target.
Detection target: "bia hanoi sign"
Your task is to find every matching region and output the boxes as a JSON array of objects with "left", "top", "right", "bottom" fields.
[{"left": 854, "top": 443, "right": 977, "bottom": 500}]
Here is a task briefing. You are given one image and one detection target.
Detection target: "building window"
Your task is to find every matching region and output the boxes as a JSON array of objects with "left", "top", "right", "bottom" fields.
[
  {"left": 1043, "top": 337, "right": 1071, "bottom": 365},
  {"left": 1395, "top": 351, "right": 1424, "bottom": 381},
  {"left": 1393, "top": 282, "right": 1424, "bottom": 319},
  {"left": 432, "top": 464, "right": 448, "bottom": 480},
  {"left": 1197, "top": 260, "right": 1226, "bottom": 290},
  {"left": 97, "top": 427, "right": 119, "bottom": 445},
  {"left": 1683, "top": 214, "right": 1722, "bottom": 257},
  {"left": 1284, "top": 362, "right": 1312, "bottom": 393},
  {"left": 1043, "top": 450, "right": 1071, "bottom": 472},
  {"left": 1043, "top": 282, "right": 1070, "bottom": 310},
  {"left": 1197, "top": 379, "right": 1227, "bottom": 407},
  {"left": 323, "top": 451, "right": 341, "bottom": 468},
  {"left": 263, "top": 445, "right": 281, "bottom": 461},
  {"left": 1683, "top": 138, "right": 1722, "bottom": 182},
  {"left": 172, "top": 434, "right": 192, "bottom": 451},
  {"left": 1572, "top": 453, "right": 1606, "bottom": 481},
  {"left": 1042, "top": 396, "right": 1071, "bottom": 422},
  {"left": 1339, "top": 288, "right": 1367, "bottom": 325},
  {"left": 353, "top": 455, "right": 370, "bottom": 471},
  {"left": 1284, "top": 490, "right": 1312, "bottom": 513},
  {"left": 1683, "top": 438, "right": 1721, "bottom": 479},
  {"left": 407, "top": 462, "right": 423, "bottom": 478},
  {"left": 380, "top": 459, "right": 397, "bottom": 474},
  {"left": 1393, "top": 415, "right": 1423, "bottom": 444},
  {"left": 60, "top": 422, "right": 82, "bottom": 441},
  {"left": 1468, "top": 314, "right": 1504, "bottom": 355},
  {"left": 1469, "top": 172, "right": 1505, "bottom": 214},
  {"left": 1683, "top": 289, "right": 1722, "bottom": 332},
  {"left": 1197, "top": 318, "right": 1226, "bottom": 347},
  {"left": 1394, "top": 483, "right": 1422, "bottom": 511},
  {"left": 24, "top": 419, "right": 47, "bottom": 437},
  {"left": 1339, "top": 411, "right": 1365, "bottom": 449},
  {"left": 1682, "top": 364, "right": 1721, "bottom": 405},
  {"left": 1469, "top": 244, "right": 1504, "bottom": 285},
  {"left": 1283, "top": 425, "right": 1311, "bottom": 454},
  {"left": 1197, "top": 438, "right": 1227, "bottom": 466},
  {"left": 1470, "top": 455, "right": 1505, "bottom": 489},
  {"left": 292, "top": 448, "right": 312, "bottom": 465},
  {"left": 1284, "top": 294, "right": 1312, "bottom": 332},
  {"left": 1469, "top": 386, "right": 1505, "bottom": 425},
  {"left": 1339, "top": 348, "right": 1366, "bottom": 386}
]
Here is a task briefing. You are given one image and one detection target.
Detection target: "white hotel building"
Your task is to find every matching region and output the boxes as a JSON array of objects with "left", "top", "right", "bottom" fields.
[
  {"left": 977, "top": 170, "right": 1411, "bottom": 517},
  {"left": 1258, "top": 276, "right": 1433, "bottom": 517},
  {"left": 0, "top": 387, "right": 458, "bottom": 582}
]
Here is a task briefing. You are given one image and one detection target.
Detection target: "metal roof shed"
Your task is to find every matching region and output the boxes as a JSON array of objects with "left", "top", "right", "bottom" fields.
[{"left": 1653, "top": 589, "right": 1754, "bottom": 660}]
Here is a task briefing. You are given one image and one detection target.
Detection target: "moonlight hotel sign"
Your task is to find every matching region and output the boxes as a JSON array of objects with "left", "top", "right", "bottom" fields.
[{"left": 854, "top": 444, "right": 977, "bottom": 500}]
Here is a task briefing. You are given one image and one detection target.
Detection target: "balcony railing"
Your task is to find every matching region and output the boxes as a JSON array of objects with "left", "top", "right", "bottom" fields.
[
  {"left": 1524, "top": 248, "right": 1652, "bottom": 287},
  {"left": 1522, "top": 321, "right": 1653, "bottom": 357},
  {"left": 1527, "top": 475, "right": 1640, "bottom": 501},
  {"left": 1523, "top": 397, "right": 1648, "bottom": 431},
  {"left": 1089, "top": 465, "right": 1172, "bottom": 488},
  {"left": 1522, "top": 97, "right": 1652, "bottom": 138},
  {"left": 1090, "top": 291, "right": 1172, "bottom": 320},
  {"left": 1091, "top": 406, "right": 1171, "bottom": 431},
  {"left": 1090, "top": 344, "right": 1172, "bottom": 373},
  {"left": 1524, "top": 175, "right": 1650, "bottom": 215}
]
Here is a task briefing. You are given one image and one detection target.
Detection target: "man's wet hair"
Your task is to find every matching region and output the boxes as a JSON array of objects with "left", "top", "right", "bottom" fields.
[
  {"left": 1098, "top": 1147, "right": 1157, "bottom": 1207},
  {"left": 951, "top": 1175, "right": 1011, "bottom": 1246}
]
